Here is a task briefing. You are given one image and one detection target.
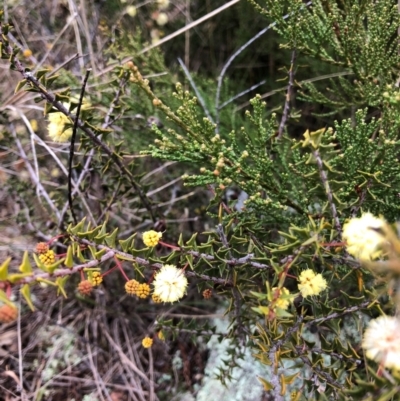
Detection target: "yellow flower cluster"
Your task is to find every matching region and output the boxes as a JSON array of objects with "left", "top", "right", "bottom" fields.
[
  {"left": 142, "top": 230, "right": 162, "bottom": 247},
  {"left": 362, "top": 315, "right": 400, "bottom": 370},
  {"left": 152, "top": 293, "right": 162, "bottom": 303},
  {"left": 297, "top": 269, "right": 327, "bottom": 297},
  {"left": 23, "top": 49, "right": 32, "bottom": 58},
  {"left": 90, "top": 272, "right": 103, "bottom": 286},
  {"left": 142, "top": 336, "right": 153, "bottom": 348},
  {"left": 48, "top": 105, "right": 73, "bottom": 143},
  {"left": 153, "top": 264, "right": 188, "bottom": 303},
  {"left": 125, "top": 279, "right": 150, "bottom": 298},
  {"left": 342, "top": 212, "right": 386, "bottom": 260},
  {"left": 136, "top": 283, "right": 150, "bottom": 299},
  {"left": 272, "top": 287, "right": 292, "bottom": 310},
  {"left": 39, "top": 250, "right": 56, "bottom": 266},
  {"left": 125, "top": 279, "right": 140, "bottom": 295}
]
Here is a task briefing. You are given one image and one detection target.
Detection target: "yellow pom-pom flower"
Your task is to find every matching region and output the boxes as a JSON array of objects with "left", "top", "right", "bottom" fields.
[
  {"left": 342, "top": 212, "right": 386, "bottom": 260},
  {"left": 142, "top": 336, "right": 153, "bottom": 348},
  {"left": 298, "top": 269, "right": 327, "bottom": 297},
  {"left": 142, "top": 230, "right": 162, "bottom": 247},
  {"left": 39, "top": 250, "right": 56, "bottom": 266},
  {"left": 90, "top": 272, "right": 103, "bottom": 286},
  {"left": 136, "top": 283, "right": 150, "bottom": 299},
  {"left": 157, "top": 0, "right": 170, "bottom": 10},
  {"left": 23, "top": 49, "right": 32, "bottom": 58},
  {"left": 362, "top": 315, "right": 400, "bottom": 370},
  {"left": 152, "top": 293, "right": 162, "bottom": 303},
  {"left": 153, "top": 264, "right": 188, "bottom": 303},
  {"left": 125, "top": 279, "right": 140, "bottom": 295},
  {"left": 156, "top": 12, "right": 169, "bottom": 26},
  {"left": 125, "top": 5, "right": 137, "bottom": 17},
  {"left": 47, "top": 104, "right": 73, "bottom": 143},
  {"left": 272, "top": 287, "right": 292, "bottom": 310}
]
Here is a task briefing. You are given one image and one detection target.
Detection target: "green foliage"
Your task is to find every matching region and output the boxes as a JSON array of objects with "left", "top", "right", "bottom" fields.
[
  {"left": 4, "top": 1, "right": 400, "bottom": 400},
  {"left": 250, "top": 0, "right": 400, "bottom": 113}
]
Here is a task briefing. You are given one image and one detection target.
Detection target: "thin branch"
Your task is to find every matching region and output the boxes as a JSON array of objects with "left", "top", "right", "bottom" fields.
[
  {"left": 306, "top": 301, "right": 372, "bottom": 326},
  {"left": 296, "top": 345, "right": 362, "bottom": 366},
  {"left": 178, "top": 57, "right": 214, "bottom": 123},
  {"left": 215, "top": 2, "right": 312, "bottom": 131},
  {"left": 235, "top": 72, "right": 353, "bottom": 112},
  {"left": 297, "top": 354, "right": 341, "bottom": 389},
  {"left": 218, "top": 79, "right": 266, "bottom": 110},
  {"left": 277, "top": 49, "right": 296, "bottom": 139},
  {"left": 68, "top": 69, "right": 91, "bottom": 225},
  {"left": 11, "top": 127, "right": 61, "bottom": 221},
  {"left": 216, "top": 224, "right": 232, "bottom": 258},
  {"left": 313, "top": 148, "right": 342, "bottom": 234},
  {"left": 17, "top": 292, "right": 27, "bottom": 401},
  {"left": 216, "top": 224, "right": 245, "bottom": 341},
  {"left": 60, "top": 72, "right": 131, "bottom": 226},
  {"left": 148, "top": 348, "right": 155, "bottom": 401},
  {"left": 158, "top": 324, "right": 224, "bottom": 337}
]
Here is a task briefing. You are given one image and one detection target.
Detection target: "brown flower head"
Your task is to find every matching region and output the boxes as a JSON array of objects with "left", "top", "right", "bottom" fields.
[
  {"left": 78, "top": 280, "right": 93, "bottom": 296},
  {"left": 0, "top": 304, "right": 18, "bottom": 323},
  {"left": 35, "top": 242, "right": 49, "bottom": 254}
]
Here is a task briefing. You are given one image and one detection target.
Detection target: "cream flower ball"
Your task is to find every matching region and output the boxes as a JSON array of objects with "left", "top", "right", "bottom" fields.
[
  {"left": 297, "top": 269, "right": 327, "bottom": 297},
  {"left": 48, "top": 107, "right": 73, "bottom": 143},
  {"left": 153, "top": 265, "right": 188, "bottom": 303},
  {"left": 362, "top": 315, "right": 400, "bottom": 370},
  {"left": 342, "top": 212, "right": 386, "bottom": 260}
]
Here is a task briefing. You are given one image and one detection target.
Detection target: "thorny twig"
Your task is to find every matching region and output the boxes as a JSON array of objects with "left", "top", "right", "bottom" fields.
[
  {"left": 75, "top": 237, "right": 236, "bottom": 287},
  {"left": 213, "top": 223, "right": 245, "bottom": 340},
  {"left": 307, "top": 301, "right": 372, "bottom": 326},
  {"left": 298, "top": 354, "right": 342, "bottom": 389},
  {"left": 296, "top": 345, "right": 362, "bottom": 366},
  {"left": 158, "top": 325, "right": 224, "bottom": 337},
  {"left": 265, "top": 315, "right": 303, "bottom": 400}
]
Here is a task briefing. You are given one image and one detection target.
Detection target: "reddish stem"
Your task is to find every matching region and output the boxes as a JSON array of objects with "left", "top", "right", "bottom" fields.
[
  {"left": 159, "top": 241, "right": 180, "bottom": 251},
  {"left": 147, "top": 270, "right": 156, "bottom": 285},
  {"left": 320, "top": 242, "right": 345, "bottom": 247},
  {"left": 101, "top": 264, "right": 118, "bottom": 278},
  {"left": 5, "top": 283, "right": 11, "bottom": 299},
  {"left": 48, "top": 234, "right": 65, "bottom": 246},
  {"left": 114, "top": 256, "right": 130, "bottom": 281},
  {"left": 181, "top": 262, "right": 189, "bottom": 272}
]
